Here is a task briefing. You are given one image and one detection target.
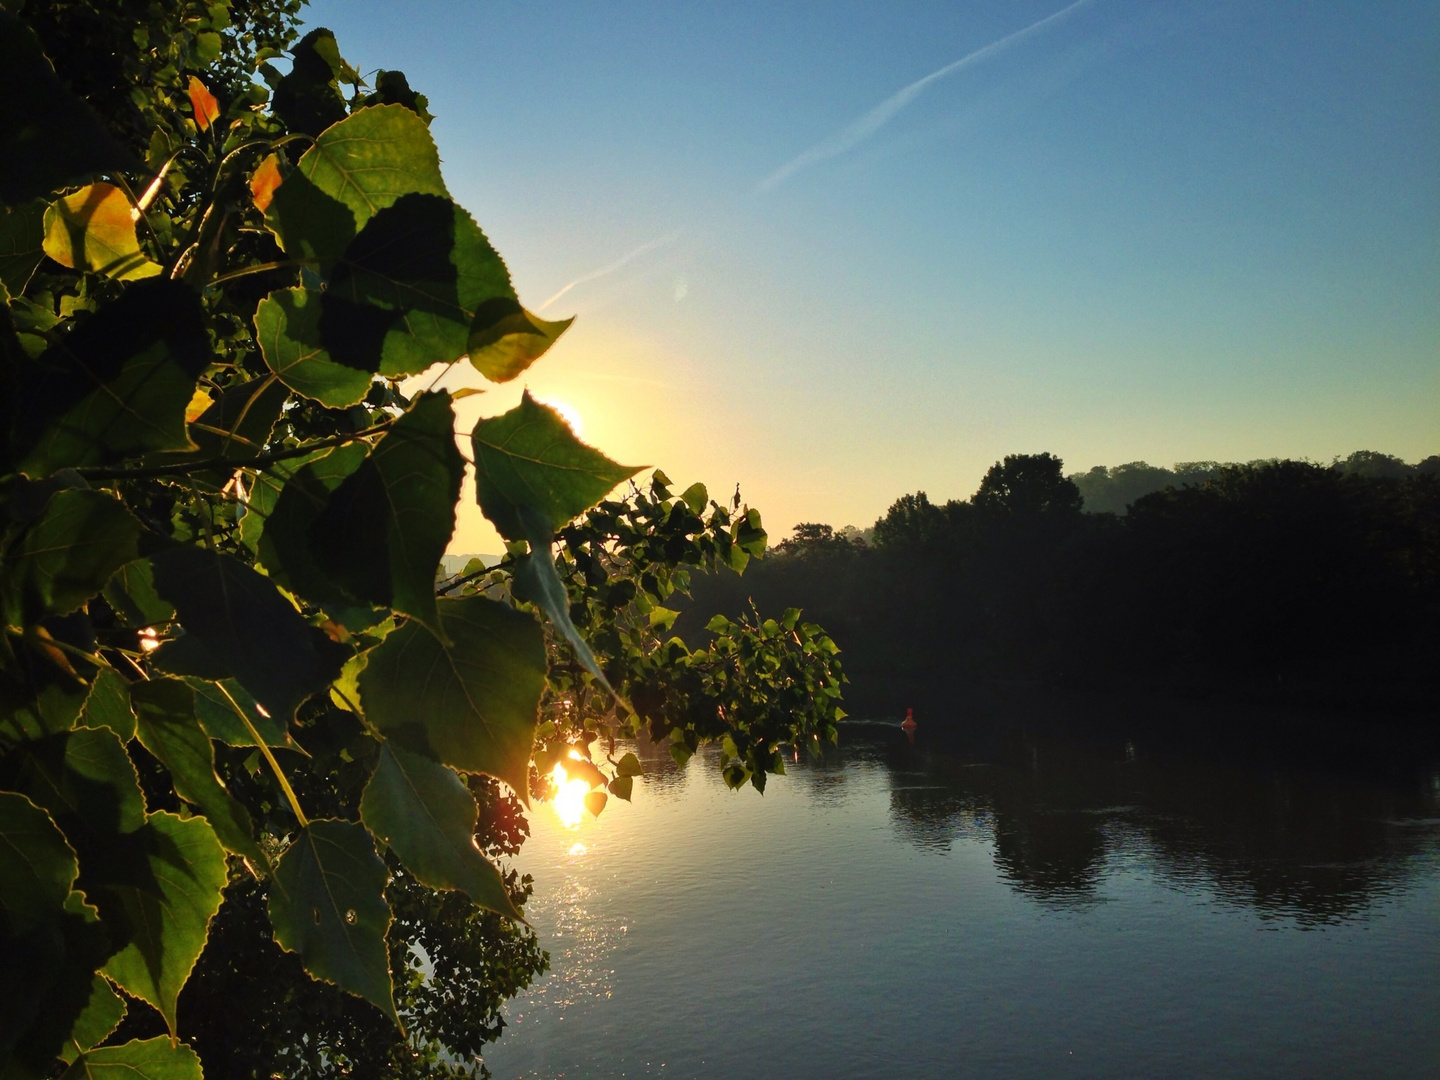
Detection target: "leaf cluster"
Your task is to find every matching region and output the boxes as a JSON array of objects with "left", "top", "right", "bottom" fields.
[{"left": 0, "top": 6, "right": 844, "bottom": 1078}]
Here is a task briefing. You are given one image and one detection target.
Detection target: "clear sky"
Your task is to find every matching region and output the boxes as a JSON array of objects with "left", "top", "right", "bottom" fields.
[{"left": 301, "top": 0, "right": 1439, "bottom": 553}]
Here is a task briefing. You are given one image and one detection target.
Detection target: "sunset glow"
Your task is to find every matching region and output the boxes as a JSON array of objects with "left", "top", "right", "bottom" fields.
[{"left": 550, "top": 761, "right": 590, "bottom": 829}]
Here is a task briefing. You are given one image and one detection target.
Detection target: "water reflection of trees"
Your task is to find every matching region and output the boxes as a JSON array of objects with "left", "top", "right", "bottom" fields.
[{"left": 880, "top": 730, "right": 1440, "bottom": 922}]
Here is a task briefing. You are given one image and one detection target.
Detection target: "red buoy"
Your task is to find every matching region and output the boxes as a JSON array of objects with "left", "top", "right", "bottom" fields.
[{"left": 901, "top": 708, "right": 917, "bottom": 742}]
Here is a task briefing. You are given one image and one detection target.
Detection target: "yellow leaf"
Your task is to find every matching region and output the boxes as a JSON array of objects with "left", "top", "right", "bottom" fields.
[
  {"left": 185, "top": 387, "right": 213, "bottom": 422},
  {"left": 250, "top": 154, "right": 283, "bottom": 214},
  {"left": 42, "top": 184, "right": 161, "bottom": 281},
  {"left": 188, "top": 75, "right": 220, "bottom": 131}
]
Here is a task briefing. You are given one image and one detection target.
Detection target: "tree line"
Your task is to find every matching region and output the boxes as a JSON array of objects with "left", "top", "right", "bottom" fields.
[{"left": 681, "top": 452, "right": 1440, "bottom": 718}]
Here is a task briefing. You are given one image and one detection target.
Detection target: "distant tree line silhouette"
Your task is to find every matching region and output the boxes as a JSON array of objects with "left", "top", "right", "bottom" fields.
[{"left": 678, "top": 451, "right": 1440, "bottom": 716}]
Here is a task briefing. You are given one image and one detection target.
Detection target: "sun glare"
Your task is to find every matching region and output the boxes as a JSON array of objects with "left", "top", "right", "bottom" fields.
[
  {"left": 535, "top": 397, "right": 584, "bottom": 440},
  {"left": 550, "top": 762, "right": 590, "bottom": 829}
]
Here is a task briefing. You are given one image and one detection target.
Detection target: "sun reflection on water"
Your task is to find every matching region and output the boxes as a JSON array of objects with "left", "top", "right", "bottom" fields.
[{"left": 550, "top": 761, "right": 591, "bottom": 829}]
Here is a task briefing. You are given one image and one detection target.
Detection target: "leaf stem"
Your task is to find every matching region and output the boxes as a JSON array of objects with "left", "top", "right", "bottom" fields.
[{"left": 218, "top": 681, "right": 308, "bottom": 827}]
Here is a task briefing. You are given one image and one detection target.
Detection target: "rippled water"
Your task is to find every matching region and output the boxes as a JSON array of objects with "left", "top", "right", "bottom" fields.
[{"left": 482, "top": 710, "right": 1440, "bottom": 1079}]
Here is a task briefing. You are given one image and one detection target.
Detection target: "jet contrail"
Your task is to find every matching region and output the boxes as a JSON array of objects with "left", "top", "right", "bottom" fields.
[
  {"left": 537, "top": 229, "right": 684, "bottom": 311},
  {"left": 759, "top": 0, "right": 1096, "bottom": 190}
]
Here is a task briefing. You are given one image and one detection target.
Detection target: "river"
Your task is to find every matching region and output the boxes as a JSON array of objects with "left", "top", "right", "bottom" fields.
[{"left": 481, "top": 703, "right": 1440, "bottom": 1079}]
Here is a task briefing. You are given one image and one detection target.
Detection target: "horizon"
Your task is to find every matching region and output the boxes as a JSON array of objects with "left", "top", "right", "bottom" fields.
[{"left": 299, "top": 0, "right": 1440, "bottom": 551}]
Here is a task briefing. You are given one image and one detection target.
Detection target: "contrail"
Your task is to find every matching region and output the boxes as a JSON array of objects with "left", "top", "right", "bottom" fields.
[
  {"left": 537, "top": 229, "right": 684, "bottom": 311},
  {"left": 759, "top": 0, "right": 1096, "bottom": 190}
]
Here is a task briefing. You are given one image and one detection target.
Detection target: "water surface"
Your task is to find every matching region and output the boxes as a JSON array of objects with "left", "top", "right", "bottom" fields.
[{"left": 484, "top": 710, "right": 1440, "bottom": 1079}]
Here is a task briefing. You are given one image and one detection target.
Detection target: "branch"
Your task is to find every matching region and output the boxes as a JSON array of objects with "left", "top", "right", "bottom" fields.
[{"left": 73, "top": 423, "right": 394, "bottom": 482}]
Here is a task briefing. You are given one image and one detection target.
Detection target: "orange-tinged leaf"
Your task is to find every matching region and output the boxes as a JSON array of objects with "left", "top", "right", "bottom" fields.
[
  {"left": 184, "top": 388, "right": 213, "bottom": 422},
  {"left": 250, "top": 154, "right": 283, "bottom": 214},
  {"left": 42, "top": 183, "right": 161, "bottom": 281},
  {"left": 188, "top": 76, "right": 220, "bottom": 131}
]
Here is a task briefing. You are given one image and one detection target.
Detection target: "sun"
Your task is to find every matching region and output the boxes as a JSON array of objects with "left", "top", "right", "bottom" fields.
[
  {"left": 534, "top": 397, "right": 584, "bottom": 440},
  {"left": 549, "top": 761, "right": 591, "bottom": 829}
]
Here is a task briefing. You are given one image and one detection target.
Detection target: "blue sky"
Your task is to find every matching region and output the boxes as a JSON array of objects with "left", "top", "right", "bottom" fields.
[{"left": 302, "top": 0, "right": 1438, "bottom": 550}]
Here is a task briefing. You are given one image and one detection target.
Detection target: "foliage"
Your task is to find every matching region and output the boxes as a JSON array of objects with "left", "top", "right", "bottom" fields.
[
  {"left": 684, "top": 455, "right": 1440, "bottom": 716},
  {"left": 0, "top": 6, "right": 843, "bottom": 1078}
]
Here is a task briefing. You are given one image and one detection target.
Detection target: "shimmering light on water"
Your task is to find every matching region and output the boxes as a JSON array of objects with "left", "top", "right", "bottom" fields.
[{"left": 487, "top": 727, "right": 1440, "bottom": 1079}]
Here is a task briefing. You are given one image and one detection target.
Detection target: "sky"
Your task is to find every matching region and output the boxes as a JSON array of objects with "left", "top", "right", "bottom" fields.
[{"left": 300, "top": 0, "right": 1439, "bottom": 553}]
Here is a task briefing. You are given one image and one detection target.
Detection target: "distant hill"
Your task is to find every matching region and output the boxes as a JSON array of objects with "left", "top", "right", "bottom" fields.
[{"left": 1070, "top": 451, "right": 1440, "bottom": 515}]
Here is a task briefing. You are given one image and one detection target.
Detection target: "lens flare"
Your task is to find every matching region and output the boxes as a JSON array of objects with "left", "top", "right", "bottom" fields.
[{"left": 550, "top": 762, "right": 590, "bottom": 829}]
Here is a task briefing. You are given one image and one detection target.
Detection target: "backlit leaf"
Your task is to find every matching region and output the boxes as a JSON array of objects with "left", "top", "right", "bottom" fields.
[
  {"left": 249, "top": 153, "right": 283, "bottom": 214},
  {"left": 103, "top": 559, "right": 174, "bottom": 628},
  {"left": 358, "top": 595, "right": 545, "bottom": 799},
  {"left": 472, "top": 391, "right": 641, "bottom": 541},
  {"left": 513, "top": 505, "right": 611, "bottom": 688},
  {"left": 11, "top": 279, "right": 209, "bottom": 476},
  {"left": 186, "top": 677, "right": 291, "bottom": 748},
  {"left": 256, "top": 287, "right": 373, "bottom": 407},
  {"left": 182, "top": 375, "right": 289, "bottom": 464},
  {"left": 467, "top": 300, "right": 571, "bottom": 384},
  {"left": 0, "top": 488, "right": 142, "bottom": 624},
  {"left": 80, "top": 668, "right": 136, "bottom": 743},
  {"left": 308, "top": 393, "right": 463, "bottom": 641},
  {"left": 151, "top": 547, "right": 350, "bottom": 721},
  {"left": 255, "top": 442, "right": 368, "bottom": 603},
  {"left": 360, "top": 744, "right": 520, "bottom": 918},
  {"left": 131, "top": 678, "right": 265, "bottom": 866},
  {"left": 56, "top": 976, "right": 126, "bottom": 1065},
  {"left": 269, "top": 819, "right": 397, "bottom": 1024},
  {"left": 43, "top": 183, "right": 161, "bottom": 281},
  {"left": 265, "top": 104, "right": 447, "bottom": 267},
  {"left": 186, "top": 76, "right": 219, "bottom": 131},
  {"left": 0, "top": 199, "right": 46, "bottom": 295},
  {"left": 320, "top": 193, "right": 514, "bottom": 378},
  {"left": 584, "top": 790, "right": 607, "bottom": 817},
  {"left": 60, "top": 1036, "right": 202, "bottom": 1080},
  {"left": 0, "top": 790, "right": 77, "bottom": 932},
  {"left": 100, "top": 812, "right": 226, "bottom": 1037}
]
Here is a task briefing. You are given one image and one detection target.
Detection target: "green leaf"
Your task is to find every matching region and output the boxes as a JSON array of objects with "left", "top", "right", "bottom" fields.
[
  {"left": 0, "top": 488, "right": 142, "bottom": 624},
  {"left": 269, "top": 28, "right": 349, "bottom": 138},
  {"left": 608, "top": 774, "right": 633, "bottom": 801},
  {"left": 0, "top": 728, "right": 147, "bottom": 844},
  {"left": 0, "top": 790, "right": 77, "bottom": 933},
  {"left": 0, "top": 14, "right": 142, "bottom": 204},
  {"left": 472, "top": 391, "right": 641, "bottom": 541},
  {"left": 100, "top": 812, "right": 227, "bottom": 1037},
  {"left": 55, "top": 976, "right": 126, "bottom": 1066},
  {"left": 615, "top": 752, "right": 643, "bottom": 778},
  {"left": 307, "top": 393, "right": 464, "bottom": 641},
  {"left": 131, "top": 678, "right": 265, "bottom": 866},
  {"left": 11, "top": 279, "right": 209, "bottom": 477},
  {"left": 103, "top": 560, "right": 174, "bottom": 628},
  {"left": 186, "top": 677, "right": 291, "bottom": 748},
  {"left": 60, "top": 1036, "right": 202, "bottom": 1080},
  {"left": 150, "top": 547, "right": 350, "bottom": 721},
  {"left": 584, "top": 790, "right": 607, "bottom": 817},
  {"left": 80, "top": 668, "right": 136, "bottom": 742},
  {"left": 679, "top": 482, "right": 709, "bottom": 515},
  {"left": 1, "top": 892, "right": 112, "bottom": 1079},
  {"left": 265, "top": 104, "right": 447, "bottom": 267},
  {"left": 357, "top": 595, "right": 545, "bottom": 799},
  {"left": 182, "top": 375, "right": 290, "bottom": 464},
  {"left": 0, "top": 199, "right": 46, "bottom": 295},
  {"left": 268, "top": 819, "right": 397, "bottom": 1024},
  {"left": 467, "top": 300, "right": 571, "bottom": 384},
  {"left": 360, "top": 744, "right": 520, "bottom": 918},
  {"left": 256, "top": 287, "right": 373, "bottom": 407},
  {"left": 255, "top": 442, "right": 368, "bottom": 604},
  {"left": 320, "top": 193, "right": 518, "bottom": 379},
  {"left": 42, "top": 184, "right": 161, "bottom": 281},
  {"left": 513, "top": 505, "right": 611, "bottom": 689}
]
